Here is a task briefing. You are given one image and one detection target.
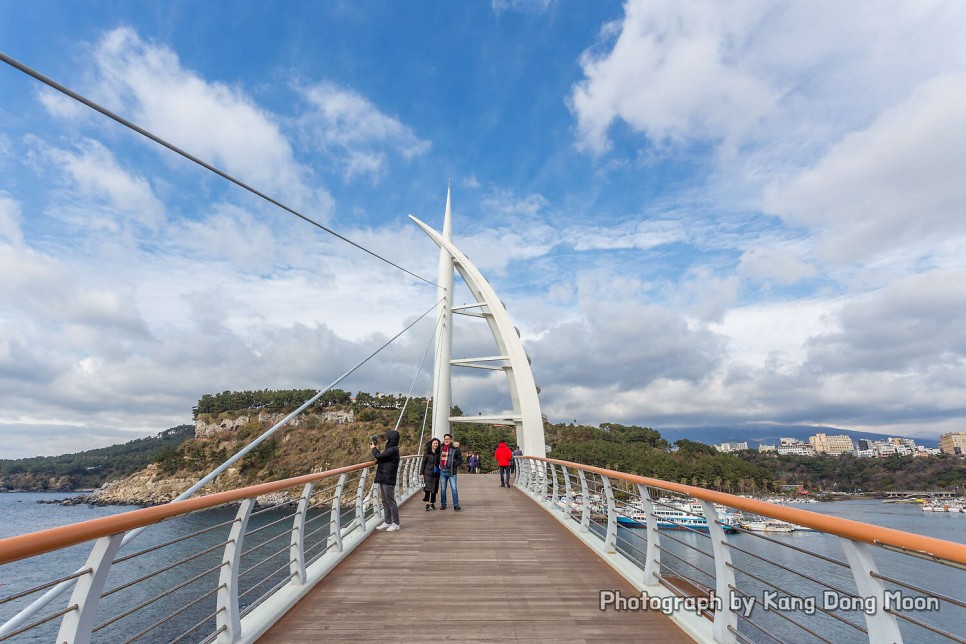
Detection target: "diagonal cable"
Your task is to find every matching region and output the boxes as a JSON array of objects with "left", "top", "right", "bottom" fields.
[{"left": 0, "top": 51, "right": 436, "bottom": 287}]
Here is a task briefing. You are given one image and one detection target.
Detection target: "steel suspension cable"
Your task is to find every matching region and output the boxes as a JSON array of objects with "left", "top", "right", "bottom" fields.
[
  {"left": 0, "top": 51, "right": 437, "bottom": 287},
  {"left": 391, "top": 312, "right": 441, "bottom": 437}
]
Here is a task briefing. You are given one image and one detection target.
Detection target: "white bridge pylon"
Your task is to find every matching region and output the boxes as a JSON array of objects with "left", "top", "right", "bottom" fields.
[{"left": 410, "top": 198, "right": 545, "bottom": 457}]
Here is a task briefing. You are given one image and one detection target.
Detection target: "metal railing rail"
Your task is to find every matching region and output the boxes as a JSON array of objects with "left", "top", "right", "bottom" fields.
[
  {"left": 0, "top": 456, "right": 422, "bottom": 643},
  {"left": 516, "top": 456, "right": 966, "bottom": 644}
]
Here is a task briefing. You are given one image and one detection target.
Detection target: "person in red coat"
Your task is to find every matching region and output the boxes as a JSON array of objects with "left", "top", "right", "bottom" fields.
[{"left": 494, "top": 441, "right": 513, "bottom": 487}]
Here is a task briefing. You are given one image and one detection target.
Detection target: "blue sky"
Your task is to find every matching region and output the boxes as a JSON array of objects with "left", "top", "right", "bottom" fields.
[{"left": 2, "top": 1, "right": 966, "bottom": 458}]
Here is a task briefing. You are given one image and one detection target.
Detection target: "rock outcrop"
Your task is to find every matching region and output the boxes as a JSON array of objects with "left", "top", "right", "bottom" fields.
[
  {"left": 88, "top": 464, "right": 201, "bottom": 505},
  {"left": 194, "top": 410, "right": 353, "bottom": 438}
]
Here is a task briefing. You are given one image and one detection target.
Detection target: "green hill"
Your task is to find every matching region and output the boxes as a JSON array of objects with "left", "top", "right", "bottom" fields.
[{"left": 0, "top": 425, "right": 195, "bottom": 491}]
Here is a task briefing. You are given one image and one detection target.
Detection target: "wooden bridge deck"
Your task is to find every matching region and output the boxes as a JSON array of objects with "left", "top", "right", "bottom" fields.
[{"left": 259, "top": 472, "right": 694, "bottom": 643}]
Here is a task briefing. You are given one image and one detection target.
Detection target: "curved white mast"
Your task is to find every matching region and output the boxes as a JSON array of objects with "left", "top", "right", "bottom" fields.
[
  {"left": 412, "top": 199, "right": 545, "bottom": 457},
  {"left": 430, "top": 186, "right": 455, "bottom": 442}
]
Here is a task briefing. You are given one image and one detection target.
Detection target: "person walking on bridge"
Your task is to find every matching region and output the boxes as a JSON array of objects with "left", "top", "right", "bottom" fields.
[
  {"left": 494, "top": 441, "right": 513, "bottom": 487},
  {"left": 438, "top": 433, "right": 463, "bottom": 511},
  {"left": 372, "top": 429, "right": 401, "bottom": 531}
]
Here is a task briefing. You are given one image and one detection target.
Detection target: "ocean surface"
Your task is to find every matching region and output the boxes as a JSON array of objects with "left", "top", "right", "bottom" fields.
[
  {"left": 1, "top": 493, "right": 964, "bottom": 642},
  {"left": 0, "top": 492, "right": 334, "bottom": 642}
]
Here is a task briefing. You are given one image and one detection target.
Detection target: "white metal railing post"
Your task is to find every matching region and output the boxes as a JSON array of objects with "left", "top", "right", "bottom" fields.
[
  {"left": 600, "top": 474, "right": 617, "bottom": 554},
  {"left": 216, "top": 498, "right": 254, "bottom": 644},
  {"left": 370, "top": 479, "right": 382, "bottom": 522},
  {"left": 521, "top": 458, "right": 530, "bottom": 492},
  {"left": 561, "top": 465, "right": 573, "bottom": 515},
  {"left": 408, "top": 457, "right": 418, "bottom": 492},
  {"left": 549, "top": 462, "right": 560, "bottom": 508},
  {"left": 330, "top": 473, "right": 348, "bottom": 552},
  {"left": 578, "top": 468, "right": 591, "bottom": 531},
  {"left": 355, "top": 467, "right": 369, "bottom": 531},
  {"left": 529, "top": 459, "right": 540, "bottom": 495},
  {"left": 637, "top": 484, "right": 662, "bottom": 585},
  {"left": 290, "top": 483, "right": 314, "bottom": 584},
  {"left": 700, "top": 500, "right": 738, "bottom": 644},
  {"left": 56, "top": 533, "right": 124, "bottom": 644},
  {"left": 840, "top": 539, "right": 904, "bottom": 643}
]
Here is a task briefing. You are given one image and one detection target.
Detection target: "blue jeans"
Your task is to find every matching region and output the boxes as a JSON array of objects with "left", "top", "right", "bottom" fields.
[{"left": 440, "top": 471, "right": 460, "bottom": 507}]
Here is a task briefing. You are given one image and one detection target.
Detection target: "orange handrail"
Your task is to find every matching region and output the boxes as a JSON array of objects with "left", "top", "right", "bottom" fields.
[
  {"left": 0, "top": 459, "right": 408, "bottom": 566},
  {"left": 531, "top": 456, "right": 966, "bottom": 566}
]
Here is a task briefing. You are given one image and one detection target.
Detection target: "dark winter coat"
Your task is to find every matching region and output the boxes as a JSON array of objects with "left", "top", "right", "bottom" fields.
[
  {"left": 437, "top": 443, "right": 463, "bottom": 475},
  {"left": 421, "top": 448, "right": 440, "bottom": 492},
  {"left": 372, "top": 429, "right": 401, "bottom": 486}
]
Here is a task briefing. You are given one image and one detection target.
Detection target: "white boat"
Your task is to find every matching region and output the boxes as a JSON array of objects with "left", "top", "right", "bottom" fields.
[
  {"left": 617, "top": 500, "right": 741, "bottom": 533},
  {"left": 741, "top": 519, "right": 796, "bottom": 533},
  {"left": 922, "top": 501, "right": 966, "bottom": 513}
]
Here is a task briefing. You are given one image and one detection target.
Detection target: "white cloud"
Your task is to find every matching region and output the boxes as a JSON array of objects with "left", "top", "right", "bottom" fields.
[
  {"left": 300, "top": 82, "right": 431, "bottom": 180},
  {"left": 737, "top": 245, "right": 816, "bottom": 286},
  {"left": 0, "top": 194, "right": 24, "bottom": 246},
  {"left": 569, "top": 1, "right": 966, "bottom": 172},
  {"left": 804, "top": 270, "right": 966, "bottom": 374},
  {"left": 492, "top": 0, "right": 556, "bottom": 16},
  {"left": 86, "top": 27, "right": 331, "bottom": 216},
  {"left": 763, "top": 73, "right": 966, "bottom": 264},
  {"left": 570, "top": 0, "right": 778, "bottom": 154},
  {"left": 41, "top": 138, "right": 166, "bottom": 230},
  {"left": 565, "top": 218, "right": 686, "bottom": 252}
]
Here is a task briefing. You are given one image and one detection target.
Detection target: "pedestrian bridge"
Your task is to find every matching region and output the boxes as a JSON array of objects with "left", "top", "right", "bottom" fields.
[{"left": 1, "top": 457, "right": 964, "bottom": 643}]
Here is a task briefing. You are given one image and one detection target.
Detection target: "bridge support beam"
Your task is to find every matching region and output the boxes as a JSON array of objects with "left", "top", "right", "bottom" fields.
[
  {"left": 56, "top": 533, "right": 124, "bottom": 644},
  {"left": 841, "top": 539, "right": 903, "bottom": 643},
  {"left": 412, "top": 207, "right": 545, "bottom": 457}
]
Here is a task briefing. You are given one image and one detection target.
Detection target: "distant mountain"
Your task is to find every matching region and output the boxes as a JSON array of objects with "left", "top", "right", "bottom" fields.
[{"left": 656, "top": 424, "right": 938, "bottom": 449}]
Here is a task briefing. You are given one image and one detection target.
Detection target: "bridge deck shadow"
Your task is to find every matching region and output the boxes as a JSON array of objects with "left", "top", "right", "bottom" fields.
[{"left": 259, "top": 472, "right": 692, "bottom": 642}]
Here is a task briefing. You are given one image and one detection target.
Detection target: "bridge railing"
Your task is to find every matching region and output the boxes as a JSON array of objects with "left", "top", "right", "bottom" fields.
[
  {"left": 516, "top": 456, "right": 966, "bottom": 644},
  {"left": 0, "top": 455, "right": 423, "bottom": 643}
]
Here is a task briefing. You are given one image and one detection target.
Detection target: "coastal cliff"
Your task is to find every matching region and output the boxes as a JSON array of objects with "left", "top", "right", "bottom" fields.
[{"left": 87, "top": 406, "right": 416, "bottom": 506}]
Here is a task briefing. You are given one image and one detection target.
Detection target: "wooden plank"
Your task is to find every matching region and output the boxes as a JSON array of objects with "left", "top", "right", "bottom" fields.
[{"left": 259, "top": 473, "right": 694, "bottom": 642}]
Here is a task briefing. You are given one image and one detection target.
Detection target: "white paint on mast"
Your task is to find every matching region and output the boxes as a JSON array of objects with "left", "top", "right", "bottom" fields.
[{"left": 431, "top": 185, "right": 454, "bottom": 441}]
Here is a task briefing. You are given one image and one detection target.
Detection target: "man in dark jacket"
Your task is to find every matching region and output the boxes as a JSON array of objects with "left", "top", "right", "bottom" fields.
[
  {"left": 372, "top": 429, "right": 401, "bottom": 531},
  {"left": 437, "top": 433, "right": 462, "bottom": 511}
]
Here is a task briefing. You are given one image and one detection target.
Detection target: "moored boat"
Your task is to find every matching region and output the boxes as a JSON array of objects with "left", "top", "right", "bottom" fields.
[
  {"left": 741, "top": 519, "right": 796, "bottom": 533},
  {"left": 616, "top": 501, "right": 741, "bottom": 534}
]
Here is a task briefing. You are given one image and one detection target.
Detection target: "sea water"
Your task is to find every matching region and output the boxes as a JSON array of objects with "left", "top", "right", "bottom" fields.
[{"left": 0, "top": 492, "right": 327, "bottom": 642}]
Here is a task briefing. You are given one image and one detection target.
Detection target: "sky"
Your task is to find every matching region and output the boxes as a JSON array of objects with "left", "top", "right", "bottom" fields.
[{"left": 2, "top": 1, "right": 966, "bottom": 458}]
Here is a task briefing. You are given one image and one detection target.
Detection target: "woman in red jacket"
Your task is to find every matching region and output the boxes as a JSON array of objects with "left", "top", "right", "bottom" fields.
[{"left": 494, "top": 441, "right": 513, "bottom": 488}]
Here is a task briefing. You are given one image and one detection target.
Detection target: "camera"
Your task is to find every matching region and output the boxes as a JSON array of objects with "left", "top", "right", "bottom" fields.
[{"left": 370, "top": 435, "right": 379, "bottom": 445}]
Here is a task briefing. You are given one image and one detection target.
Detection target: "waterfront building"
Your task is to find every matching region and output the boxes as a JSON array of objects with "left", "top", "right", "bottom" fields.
[
  {"left": 939, "top": 432, "right": 966, "bottom": 455},
  {"left": 809, "top": 433, "right": 855, "bottom": 455},
  {"left": 758, "top": 443, "right": 776, "bottom": 453},
  {"left": 777, "top": 438, "right": 816, "bottom": 456},
  {"left": 716, "top": 441, "right": 749, "bottom": 453}
]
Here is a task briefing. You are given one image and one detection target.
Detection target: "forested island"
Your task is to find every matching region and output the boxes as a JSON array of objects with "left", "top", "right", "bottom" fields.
[{"left": 2, "top": 388, "right": 963, "bottom": 497}]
